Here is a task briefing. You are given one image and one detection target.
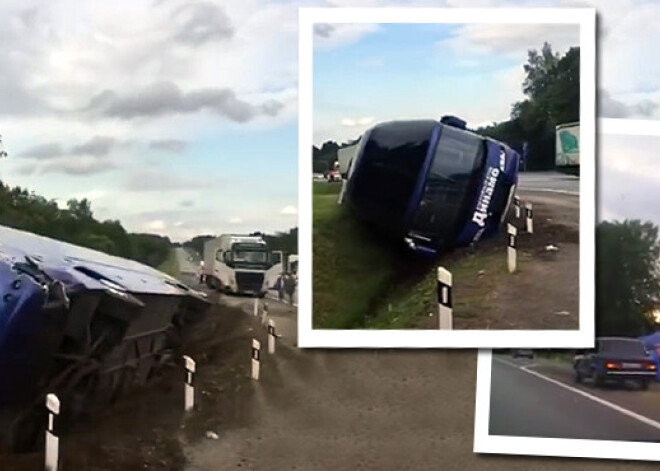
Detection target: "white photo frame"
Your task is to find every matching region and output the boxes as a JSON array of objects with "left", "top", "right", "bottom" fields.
[
  {"left": 299, "top": 8, "right": 596, "bottom": 348},
  {"left": 474, "top": 348, "right": 660, "bottom": 461},
  {"left": 476, "top": 123, "right": 660, "bottom": 459}
]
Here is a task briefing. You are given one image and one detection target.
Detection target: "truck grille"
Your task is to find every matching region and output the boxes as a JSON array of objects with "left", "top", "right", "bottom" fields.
[{"left": 235, "top": 271, "right": 264, "bottom": 293}]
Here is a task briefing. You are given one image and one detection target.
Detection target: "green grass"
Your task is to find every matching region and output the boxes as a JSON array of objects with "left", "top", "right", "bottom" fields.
[
  {"left": 366, "top": 251, "right": 507, "bottom": 328},
  {"left": 313, "top": 181, "right": 513, "bottom": 329},
  {"left": 313, "top": 182, "right": 399, "bottom": 328},
  {"left": 158, "top": 249, "right": 179, "bottom": 277}
]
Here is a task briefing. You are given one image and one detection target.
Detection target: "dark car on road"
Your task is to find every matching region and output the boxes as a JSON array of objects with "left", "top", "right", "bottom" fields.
[
  {"left": 573, "top": 337, "right": 657, "bottom": 390},
  {"left": 512, "top": 349, "right": 534, "bottom": 359}
]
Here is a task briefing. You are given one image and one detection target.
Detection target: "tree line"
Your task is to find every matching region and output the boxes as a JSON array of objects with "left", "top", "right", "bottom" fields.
[
  {"left": 597, "top": 219, "right": 660, "bottom": 337},
  {"left": 0, "top": 180, "right": 173, "bottom": 268},
  {"left": 0, "top": 179, "right": 299, "bottom": 269},
  {"left": 183, "top": 228, "right": 299, "bottom": 257},
  {"left": 476, "top": 43, "right": 579, "bottom": 170}
]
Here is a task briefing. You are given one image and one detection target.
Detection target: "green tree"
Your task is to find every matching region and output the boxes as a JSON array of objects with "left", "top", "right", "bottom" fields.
[
  {"left": 596, "top": 220, "right": 660, "bottom": 336},
  {"left": 477, "top": 43, "right": 579, "bottom": 170}
]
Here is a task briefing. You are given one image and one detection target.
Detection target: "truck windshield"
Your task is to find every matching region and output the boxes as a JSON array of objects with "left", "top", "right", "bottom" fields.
[
  {"left": 232, "top": 244, "right": 268, "bottom": 268},
  {"left": 348, "top": 120, "right": 437, "bottom": 233},
  {"left": 409, "top": 125, "right": 486, "bottom": 245}
]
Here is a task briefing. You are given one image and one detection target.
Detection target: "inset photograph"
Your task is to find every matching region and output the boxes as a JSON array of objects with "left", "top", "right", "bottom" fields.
[
  {"left": 299, "top": 8, "right": 595, "bottom": 347},
  {"left": 474, "top": 120, "right": 660, "bottom": 461}
]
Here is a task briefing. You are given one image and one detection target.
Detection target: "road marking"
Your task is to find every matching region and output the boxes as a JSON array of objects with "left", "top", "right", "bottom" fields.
[
  {"left": 517, "top": 188, "right": 579, "bottom": 196},
  {"left": 495, "top": 358, "right": 660, "bottom": 432}
]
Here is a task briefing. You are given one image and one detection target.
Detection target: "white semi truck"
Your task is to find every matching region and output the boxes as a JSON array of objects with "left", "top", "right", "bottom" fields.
[{"left": 203, "top": 234, "right": 272, "bottom": 296}]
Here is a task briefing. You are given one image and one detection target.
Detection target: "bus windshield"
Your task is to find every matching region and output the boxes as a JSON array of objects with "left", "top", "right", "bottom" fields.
[
  {"left": 409, "top": 125, "right": 486, "bottom": 246},
  {"left": 348, "top": 120, "right": 437, "bottom": 233}
]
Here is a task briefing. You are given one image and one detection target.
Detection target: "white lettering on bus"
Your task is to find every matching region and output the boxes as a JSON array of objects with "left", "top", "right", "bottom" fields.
[{"left": 471, "top": 167, "right": 500, "bottom": 228}]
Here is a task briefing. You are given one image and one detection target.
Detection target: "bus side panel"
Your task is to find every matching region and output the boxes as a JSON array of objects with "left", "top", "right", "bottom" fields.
[{"left": 455, "top": 141, "right": 520, "bottom": 246}]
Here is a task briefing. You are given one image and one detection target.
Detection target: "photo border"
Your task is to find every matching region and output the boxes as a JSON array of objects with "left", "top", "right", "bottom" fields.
[
  {"left": 477, "top": 127, "right": 660, "bottom": 460},
  {"left": 474, "top": 347, "right": 660, "bottom": 461},
  {"left": 299, "top": 7, "right": 596, "bottom": 348}
]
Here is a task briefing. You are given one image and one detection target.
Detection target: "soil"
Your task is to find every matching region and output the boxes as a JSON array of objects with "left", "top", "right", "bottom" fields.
[
  {"left": 2, "top": 293, "right": 657, "bottom": 471},
  {"left": 418, "top": 190, "right": 580, "bottom": 330},
  {"left": 0, "top": 296, "right": 262, "bottom": 471}
]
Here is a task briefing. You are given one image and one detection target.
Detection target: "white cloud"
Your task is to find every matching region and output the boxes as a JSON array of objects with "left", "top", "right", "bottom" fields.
[
  {"left": 229, "top": 217, "right": 243, "bottom": 223},
  {"left": 313, "top": 23, "right": 380, "bottom": 51},
  {"left": 280, "top": 205, "right": 298, "bottom": 216},
  {"left": 341, "top": 117, "right": 375, "bottom": 127},
  {"left": 144, "top": 219, "right": 167, "bottom": 231},
  {"left": 438, "top": 23, "right": 579, "bottom": 58}
]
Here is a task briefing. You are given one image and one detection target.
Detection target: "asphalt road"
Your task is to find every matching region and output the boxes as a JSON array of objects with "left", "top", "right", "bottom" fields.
[
  {"left": 175, "top": 247, "right": 201, "bottom": 274},
  {"left": 517, "top": 171, "right": 579, "bottom": 194},
  {"left": 489, "top": 355, "right": 660, "bottom": 442}
]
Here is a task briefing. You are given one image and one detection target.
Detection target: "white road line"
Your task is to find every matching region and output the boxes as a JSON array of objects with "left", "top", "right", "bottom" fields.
[
  {"left": 517, "top": 188, "right": 579, "bottom": 196},
  {"left": 495, "top": 358, "right": 660, "bottom": 432}
]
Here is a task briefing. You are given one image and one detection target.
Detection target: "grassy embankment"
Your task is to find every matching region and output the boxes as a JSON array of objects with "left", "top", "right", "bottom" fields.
[{"left": 313, "top": 182, "right": 510, "bottom": 329}]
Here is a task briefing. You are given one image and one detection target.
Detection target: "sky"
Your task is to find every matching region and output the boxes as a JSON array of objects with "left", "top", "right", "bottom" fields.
[
  {"left": 313, "top": 21, "right": 579, "bottom": 145},
  {"left": 599, "top": 133, "right": 660, "bottom": 225},
  {"left": 1, "top": 0, "right": 660, "bottom": 241}
]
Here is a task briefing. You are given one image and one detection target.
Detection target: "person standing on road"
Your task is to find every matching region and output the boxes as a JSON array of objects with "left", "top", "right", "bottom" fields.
[{"left": 283, "top": 272, "right": 296, "bottom": 306}]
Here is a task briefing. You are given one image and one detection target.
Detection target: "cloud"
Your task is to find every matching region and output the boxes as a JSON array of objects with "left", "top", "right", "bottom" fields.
[
  {"left": 599, "top": 91, "right": 658, "bottom": 119},
  {"left": 41, "top": 157, "right": 117, "bottom": 176},
  {"left": 341, "top": 117, "right": 375, "bottom": 127},
  {"left": 179, "top": 199, "right": 195, "bottom": 207},
  {"left": 18, "top": 142, "right": 64, "bottom": 159},
  {"left": 229, "top": 216, "right": 243, "bottom": 223},
  {"left": 170, "top": 2, "right": 234, "bottom": 46},
  {"left": 124, "top": 169, "right": 213, "bottom": 192},
  {"left": 144, "top": 219, "right": 167, "bottom": 231},
  {"left": 15, "top": 163, "right": 39, "bottom": 175},
  {"left": 70, "top": 136, "right": 117, "bottom": 156},
  {"left": 314, "top": 23, "right": 336, "bottom": 38},
  {"left": 313, "top": 23, "right": 380, "bottom": 50},
  {"left": 280, "top": 205, "right": 298, "bottom": 216},
  {"left": 150, "top": 139, "right": 188, "bottom": 153},
  {"left": 15, "top": 135, "right": 120, "bottom": 175},
  {"left": 439, "top": 23, "right": 580, "bottom": 57},
  {"left": 84, "top": 81, "right": 285, "bottom": 122}
]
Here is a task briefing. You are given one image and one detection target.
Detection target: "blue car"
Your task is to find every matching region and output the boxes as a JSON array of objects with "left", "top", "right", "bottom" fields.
[
  {"left": 573, "top": 337, "right": 657, "bottom": 390},
  {"left": 639, "top": 332, "right": 660, "bottom": 382}
]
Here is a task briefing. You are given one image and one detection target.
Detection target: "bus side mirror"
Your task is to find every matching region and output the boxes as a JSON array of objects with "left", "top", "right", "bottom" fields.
[{"left": 224, "top": 252, "right": 232, "bottom": 263}]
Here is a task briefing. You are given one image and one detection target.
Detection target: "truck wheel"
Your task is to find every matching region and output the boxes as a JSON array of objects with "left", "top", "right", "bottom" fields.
[{"left": 594, "top": 373, "right": 606, "bottom": 388}]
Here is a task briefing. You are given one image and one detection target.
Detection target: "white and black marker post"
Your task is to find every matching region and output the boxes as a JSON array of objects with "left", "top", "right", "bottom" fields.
[
  {"left": 251, "top": 339, "right": 261, "bottom": 380},
  {"left": 253, "top": 297, "right": 259, "bottom": 317},
  {"left": 45, "top": 393, "right": 60, "bottom": 471},
  {"left": 507, "top": 223, "right": 517, "bottom": 273},
  {"left": 183, "top": 355, "right": 195, "bottom": 412},
  {"left": 525, "top": 203, "right": 534, "bottom": 234},
  {"left": 261, "top": 302, "right": 269, "bottom": 326},
  {"left": 437, "top": 267, "right": 453, "bottom": 330},
  {"left": 514, "top": 196, "right": 521, "bottom": 218},
  {"left": 267, "top": 319, "right": 277, "bottom": 354}
]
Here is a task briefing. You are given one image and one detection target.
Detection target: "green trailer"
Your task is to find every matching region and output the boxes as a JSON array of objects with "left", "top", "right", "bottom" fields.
[{"left": 556, "top": 122, "right": 580, "bottom": 168}]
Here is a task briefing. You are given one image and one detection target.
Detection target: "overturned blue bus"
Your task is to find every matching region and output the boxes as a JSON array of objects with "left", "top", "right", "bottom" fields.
[
  {"left": 342, "top": 116, "right": 520, "bottom": 256},
  {"left": 0, "top": 225, "right": 210, "bottom": 451}
]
